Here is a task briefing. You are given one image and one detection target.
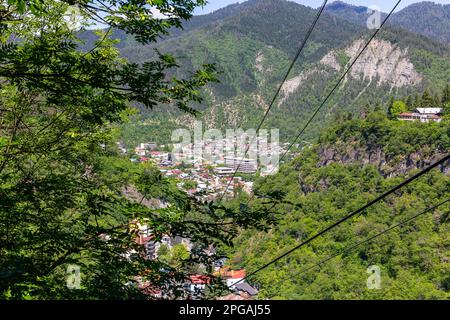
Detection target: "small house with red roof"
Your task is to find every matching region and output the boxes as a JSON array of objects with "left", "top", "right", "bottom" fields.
[
  {"left": 188, "top": 275, "right": 211, "bottom": 295},
  {"left": 214, "top": 268, "right": 246, "bottom": 287},
  {"left": 398, "top": 108, "right": 442, "bottom": 123}
]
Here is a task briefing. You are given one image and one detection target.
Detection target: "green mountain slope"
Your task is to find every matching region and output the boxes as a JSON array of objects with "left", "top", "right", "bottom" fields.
[
  {"left": 326, "top": 1, "right": 450, "bottom": 45},
  {"left": 228, "top": 111, "right": 450, "bottom": 299},
  {"left": 111, "top": 0, "right": 450, "bottom": 300},
  {"left": 389, "top": 2, "right": 450, "bottom": 44},
  {"left": 81, "top": 0, "right": 450, "bottom": 146}
]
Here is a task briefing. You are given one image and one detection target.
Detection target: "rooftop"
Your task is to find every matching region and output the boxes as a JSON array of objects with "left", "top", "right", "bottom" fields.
[
  {"left": 234, "top": 282, "right": 258, "bottom": 296},
  {"left": 416, "top": 108, "right": 442, "bottom": 114},
  {"left": 214, "top": 268, "right": 246, "bottom": 279},
  {"left": 189, "top": 275, "right": 211, "bottom": 284}
]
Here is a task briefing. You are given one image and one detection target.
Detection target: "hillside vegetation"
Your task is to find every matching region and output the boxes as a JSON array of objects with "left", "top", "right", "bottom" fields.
[
  {"left": 85, "top": 0, "right": 450, "bottom": 146},
  {"left": 326, "top": 1, "right": 450, "bottom": 44},
  {"left": 228, "top": 110, "right": 449, "bottom": 299}
]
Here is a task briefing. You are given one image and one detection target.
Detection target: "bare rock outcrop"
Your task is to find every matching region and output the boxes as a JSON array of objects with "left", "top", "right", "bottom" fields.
[
  {"left": 344, "top": 38, "right": 422, "bottom": 87},
  {"left": 276, "top": 38, "right": 422, "bottom": 108},
  {"left": 316, "top": 141, "right": 449, "bottom": 178}
]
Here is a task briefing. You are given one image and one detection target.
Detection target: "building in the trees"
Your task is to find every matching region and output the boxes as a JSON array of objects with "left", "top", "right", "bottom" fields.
[
  {"left": 213, "top": 166, "right": 235, "bottom": 176},
  {"left": 234, "top": 282, "right": 259, "bottom": 297},
  {"left": 214, "top": 268, "right": 247, "bottom": 287},
  {"left": 188, "top": 275, "right": 210, "bottom": 296},
  {"left": 224, "top": 157, "right": 257, "bottom": 173},
  {"left": 398, "top": 108, "right": 442, "bottom": 123}
]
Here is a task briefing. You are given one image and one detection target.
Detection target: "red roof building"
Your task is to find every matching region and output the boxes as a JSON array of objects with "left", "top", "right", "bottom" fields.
[
  {"left": 135, "top": 234, "right": 155, "bottom": 245},
  {"left": 189, "top": 275, "right": 211, "bottom": 284},
  {"left": 214, "top": 268, "right": 246, "bottom": 279},
  {"left": 398, "top": 108, "right": 442, "bottom": 123}
]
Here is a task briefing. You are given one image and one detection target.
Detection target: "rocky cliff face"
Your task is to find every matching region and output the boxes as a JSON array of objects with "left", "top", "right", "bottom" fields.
[
  {"left": 278, "top": 38, "right": 423, "bottom": 106},
  {"left": 316, "top": 140, "right": 449, "bottom": 178},
  {"left": 320, "top": 38, "right": 423, "bottom": 87},
  {"left": 344, "top": 39, "right": 422, "bottom": 87}
]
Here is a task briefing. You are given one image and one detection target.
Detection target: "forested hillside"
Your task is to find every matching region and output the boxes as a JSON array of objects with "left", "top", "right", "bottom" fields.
[
  {"left": 86, "top": 0, "right": 450, "bottom": 146},
  {"left": 228, "top": 108, "right": 449, "bottom": 299},
  {"left": 1, "top": 0, "right": 449, "bottom": 303},
  {"left": 326, "top": 1, "right": 450, "bottom": 44}
]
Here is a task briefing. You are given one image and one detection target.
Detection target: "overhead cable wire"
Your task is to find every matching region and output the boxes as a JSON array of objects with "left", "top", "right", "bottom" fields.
[
  {"left": 231, "top": 153, "right": 449, "bottom": 287},
  {"left": 259, "top": 198, "right": 450, "bottom": 288},
  {"left": 242, "top": 0, "right": 402, "bottom": 207},
  {"left": 217, "top": 0, "right": 329, "bottom": 202}
]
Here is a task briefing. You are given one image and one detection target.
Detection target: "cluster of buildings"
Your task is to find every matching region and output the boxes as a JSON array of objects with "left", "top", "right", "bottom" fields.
[
  {"left": 116, "top": 140, "right": 265, "bottom": 299},
  {"left": 398, "top": 107, "right": 443, "bottom": 123},
  {"left": 172, "top": 135, "right": 282, "bottom": 175},
  {"left": 223, "top": 156, "right": 257, "bottom": 173},
  {"left": 135, "top": 225, "right": 193, "bottom": 260},
  {"left": 115, "top": 132, "right": 298, "bottom": 299},
  {"left": 131, "top": 221, "right": 257, "bottom": 300},
  {"left": 125, "top": 141, "right": 264, "bottom": 200}
]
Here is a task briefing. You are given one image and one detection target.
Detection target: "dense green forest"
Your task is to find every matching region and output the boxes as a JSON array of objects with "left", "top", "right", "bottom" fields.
[
  {"left": 326, "top": 1, "right": 450, "bottom": 44},
  {"left": 227, "top": 105, "right": 449, "bottom": 299},
  {"left": 98, "top": 0, "right": 450, "bottom": 147},
  {"left": 0, "top": 0, "right": 449, "bottom": 301},
  {"left": 0, "top": 0, "right": 270, "bottom": 299}
]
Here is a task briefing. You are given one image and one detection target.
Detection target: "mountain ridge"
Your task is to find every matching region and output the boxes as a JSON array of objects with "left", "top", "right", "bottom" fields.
[
  {"left": 91, "top": 0, "right": 450, "bottom": 146},
  {"left": 325, "top": 0, "right": 450, "bottom": 44}
]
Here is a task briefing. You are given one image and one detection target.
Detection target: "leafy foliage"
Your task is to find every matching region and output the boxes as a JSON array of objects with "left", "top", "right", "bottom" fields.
[
  {"left": 388, "top": 100, "right": 408, "bottom": 119},
  {"left": 101, "top": 0, "right": 450, "bottom": 146},
  {"left": 228, "top": 111, "right": 450, "bottom": 300},
  {"left": 0, "top": 0, "right": 267, "bottom": 300}
]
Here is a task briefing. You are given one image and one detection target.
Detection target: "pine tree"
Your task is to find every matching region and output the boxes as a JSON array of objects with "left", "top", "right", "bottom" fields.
[
  {"left": 442, "top": 84, "right": 450, "bottom": 116},
  {"left": 442, "top": 84, "right": 450, "bottom": 104},
  {"left": 413, "top": 93, "right": 421, "bottom": 109},
  {"left": 421, "top": 88, "right": 434, "bottom": 108},
  {"left": 387, "top": 96, "right": 395, "bottom": 118},
  {"left": 406, "top": 95, "right": 413, "bottom": 110},
  {"left": 433, "top": 94, "right": 441, "bottom": 108}
]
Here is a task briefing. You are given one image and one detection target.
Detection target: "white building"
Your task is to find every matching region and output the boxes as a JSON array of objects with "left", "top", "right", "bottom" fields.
[
  {"left": 139, "top": 142, "right": 157, "bottom": 150},
  {"left": 398, "top": 108, "right": 442, "bottom": 123},
  {"left": 197, "top": 183, "right": 208, "bottom": 191},
  {"left": 149, "top": 151, "right": 169, "bottom": 162},
  {"left": 224, "top": 157, "right": 257, "bottom": 173},
  {"left": 134, "top": 147, "right": 146, "bottom": 156},
  {"left": 214, "top": 167, "right": 235, "bottom": 176}
]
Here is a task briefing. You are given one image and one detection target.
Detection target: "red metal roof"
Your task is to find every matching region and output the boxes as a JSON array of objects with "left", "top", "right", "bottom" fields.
[
  {"left": 189, "top": 275, "right": 211, "bottom": 284},
  {"left": 135, "top": 234, "right": 155, "bottom": 245},
  {"left": 214, "top": 268, "right": 246, "bottom": 279}
]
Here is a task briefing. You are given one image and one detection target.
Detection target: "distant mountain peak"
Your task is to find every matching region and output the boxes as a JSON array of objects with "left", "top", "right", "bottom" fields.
[
  {"left": 326, "top": 1, "right": 450, "bottom": 44},
  {"left": 326, "top": 0, "right": 368, "bottom": 13}
]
